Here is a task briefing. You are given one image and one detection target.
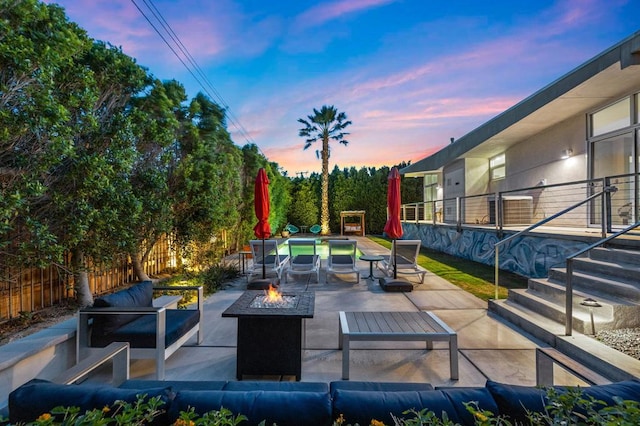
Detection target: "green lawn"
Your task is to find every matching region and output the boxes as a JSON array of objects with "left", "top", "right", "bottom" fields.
[{"left": 368, "top": 236, "right": 528, "bottom": 301}]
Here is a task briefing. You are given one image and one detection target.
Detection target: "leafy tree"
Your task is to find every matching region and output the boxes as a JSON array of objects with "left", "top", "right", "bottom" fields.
[
  {"left": 126, "top": 79, "right": 184, "bottom": 280},
  {"left": 172, "top": 93, "right": 243, "bottom": 263},
  {"left": 0, "top": 2, "right": 149, "bottom": 306},
  {"left": 298, "top": 105, "right": 351, "bottom": 235},
  {"left": 46, "top": 40, "right": 150, "bottom": 306},
  {"left": 265, "top": 162, "right": 291, "bottom": 234},
  {"left": 0, "top": 0, "right": 92, "bottom": 275},
  {"left": 288, "top": 178, "right": 319, "bottom": 228}
]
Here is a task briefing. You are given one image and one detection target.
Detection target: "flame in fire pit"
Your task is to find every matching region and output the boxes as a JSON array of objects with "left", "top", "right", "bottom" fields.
[
  {"left": 249, "top": 284, "right": 297, "bottom": 309},
  {"left": 263, "top": 284, "right": 282, "bottom": 303}
]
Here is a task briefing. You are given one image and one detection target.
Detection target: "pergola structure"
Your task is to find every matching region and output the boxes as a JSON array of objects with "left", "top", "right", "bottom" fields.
[{"left": 340, "top": 210, "right": 365, "bottom": 236}]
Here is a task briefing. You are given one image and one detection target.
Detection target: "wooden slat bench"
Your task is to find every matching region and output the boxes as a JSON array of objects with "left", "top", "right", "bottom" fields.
[
  {"left": 339, "top": 311, "right": 458, "bottom": 380},
  {"left": 535, "top": 347, "right": 612, "bottom": 386}
]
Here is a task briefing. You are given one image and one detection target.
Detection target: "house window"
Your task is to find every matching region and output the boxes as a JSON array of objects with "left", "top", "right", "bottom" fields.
[
  {"left": 490, "top": 153, "right": 505, "bottom": 180},
  {"left": 591, "top": 97, "right": 631, "bottom": 137}
]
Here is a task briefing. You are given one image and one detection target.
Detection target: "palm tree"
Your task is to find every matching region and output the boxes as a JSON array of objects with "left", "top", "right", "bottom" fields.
[{"left": 298, "top": 105, "right": 351, "bottom": 235}]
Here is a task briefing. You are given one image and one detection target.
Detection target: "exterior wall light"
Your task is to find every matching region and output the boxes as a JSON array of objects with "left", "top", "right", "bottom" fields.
[{"left": 561, "top": 149, "right": 573, "bottom": 159}]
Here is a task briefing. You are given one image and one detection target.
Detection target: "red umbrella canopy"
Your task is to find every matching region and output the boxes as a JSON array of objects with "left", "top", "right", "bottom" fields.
[
  {"left": 383, "top": 167, "right": 403, "bottom": 239},
  {"left": 253, "top": 168, "right": 271, "bottom": 239}
]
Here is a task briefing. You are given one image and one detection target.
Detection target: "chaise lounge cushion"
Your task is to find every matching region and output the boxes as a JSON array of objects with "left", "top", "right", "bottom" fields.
[
  {"left": 92, "top": 280, "right": 154, "bottom": 335},
  {"left": 8, "top": 379, "right": 172, "bottom": 424},
  {"left": 91, "top": 308, "right": 200, "bottom": 348},
  {"left": 167, "top": 390, "right": 332, "bottom": 426},
  {"left": 331, "top": 389, "right": 460, "bottom": 425}
]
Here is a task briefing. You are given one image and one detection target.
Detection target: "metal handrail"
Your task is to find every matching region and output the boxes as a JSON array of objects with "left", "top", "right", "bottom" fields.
[
  {"left": 564, "top": 220, "right": 640, "bottom": 335},
  {"left": 493, "top": 186, "right": 615, "bottom": 299}
]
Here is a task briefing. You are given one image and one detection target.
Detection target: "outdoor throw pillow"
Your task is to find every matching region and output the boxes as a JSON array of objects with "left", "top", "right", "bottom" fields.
[{"left": 92, "top": 280, "right": 154, "bottom": 335}]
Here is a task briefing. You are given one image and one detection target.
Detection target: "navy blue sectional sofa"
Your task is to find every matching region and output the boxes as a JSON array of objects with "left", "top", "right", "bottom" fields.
[{"left": 8, "top": 378, "right": 640, "bottom": 425}]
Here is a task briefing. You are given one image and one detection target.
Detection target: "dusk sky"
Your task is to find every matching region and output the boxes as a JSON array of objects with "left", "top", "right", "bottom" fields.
[{"left": 46, "top": 0, "right": 640, "bottom": 176}]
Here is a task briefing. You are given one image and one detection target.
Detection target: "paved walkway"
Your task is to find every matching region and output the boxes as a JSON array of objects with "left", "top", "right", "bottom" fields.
[{"left": 129, "top": 236, "right": 585, "bottom": 387}]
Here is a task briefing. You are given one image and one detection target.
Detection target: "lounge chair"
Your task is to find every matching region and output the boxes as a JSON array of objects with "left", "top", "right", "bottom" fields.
[
  {"left": 378, "top": 239, "right": 427, "bottom": 283},
  {"left": 285, "top": 238, "right": 320, "bottom": 283},
  {"left": 284, "top": 223, "right": 300, "bottom": 235},
  {"left": 249, "top": 239, "right": 289, "bottom": 281},
  {"left": 309, "top": 224, "right": 321, "bottom": 235},
  {"left": 326, "top": 239, "right": 360, "bottom": 283}
]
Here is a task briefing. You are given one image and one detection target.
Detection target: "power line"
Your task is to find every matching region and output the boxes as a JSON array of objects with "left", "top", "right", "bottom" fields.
[{"left": 130, "top": 0, "right": 262, "bottom": 152}]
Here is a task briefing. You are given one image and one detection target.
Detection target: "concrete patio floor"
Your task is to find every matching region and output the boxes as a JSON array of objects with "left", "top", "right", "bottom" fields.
[{"left": 128, "top": 236, "right": 585, "bottom": 387}]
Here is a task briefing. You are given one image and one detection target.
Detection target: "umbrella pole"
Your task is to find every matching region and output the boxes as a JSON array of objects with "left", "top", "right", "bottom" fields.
[
  {"left": 393, "top": 239, "right": 398, "bottom": 279},
  {"left": 262, "top": 238, "right": 266, "bottom": 279}
]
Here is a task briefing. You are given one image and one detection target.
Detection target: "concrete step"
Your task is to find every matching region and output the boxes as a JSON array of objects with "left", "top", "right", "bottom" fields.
[
  {"left": 489, "top": 299, "right": 640, "bottom": 382},
  {"left": 488, "top": 298, "right": 563, "bottom": 346},
  {"left": 548, "top": 268, "right": 640, "bottom": 303},
  {"left": 528, "top": 277, "right": 635, "bottom": 309},
  {"left": 572, "top": 256, "right": 640, "bottom": 285},
  {"left": 590, "top": 246, "right": 640, "bottom": 265},
  {"left": 507, "top": 288, "right": 614, "bottom": 334}
]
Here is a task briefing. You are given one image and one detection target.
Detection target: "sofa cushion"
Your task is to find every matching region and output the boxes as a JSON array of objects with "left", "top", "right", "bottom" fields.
[
  {"left": 562, "top": 379, "right": 640, "bottom": 418},
  {"left": 487, "top": 379, "right": 640, "bottom": 423},
  {"left": 441, "top": 387, "right": 500, "bottom": 425},
  {"left": 578, "top": 379, "right": 640, "bottom": 407},
  {"left": 332, "top": 389, "right": 460, "bottom": 426},
  {"left": 120, "top": 379, "right": 227, "bottom": 391},
  {"left": 92, "top": 281, "right": 154, "bottom": 335},
  {"left": 167, "top": 390, "right": 331, "bottom": 426},
  {"left": 223, "top": 381, "right": 328, "bottom": 392},
  {"left": 486, "top": 381, "right": 547, "bottom": 424},
  {"left": 330, "top": 381, "right": 433, "bottom": 396},
  {"left": 91, "top": 308, "right": 200, "bottom": 348},
  {"left": 8, "top": 379, "right": 172, "bottom": 424}
]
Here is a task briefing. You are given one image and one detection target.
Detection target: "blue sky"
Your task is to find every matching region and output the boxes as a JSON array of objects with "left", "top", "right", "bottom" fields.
[{"left": 46, "top": 0, "right": 640, "bottom": 176}]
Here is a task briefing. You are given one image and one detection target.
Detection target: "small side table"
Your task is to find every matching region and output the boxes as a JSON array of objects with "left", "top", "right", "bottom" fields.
[
  {"left": 238, "top": 250, "right": 252, "bottom": 275},
  {"left": 359, "top": 254, "right": 384, "bottom": 280},
  {"left": 300, "top": 225, "right": 308, "bottom": 234}
]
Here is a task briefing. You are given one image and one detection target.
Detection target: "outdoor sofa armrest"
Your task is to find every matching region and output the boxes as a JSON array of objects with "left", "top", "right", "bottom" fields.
[
  {"left": 153, "top": 285, "right": 204, "bottom": 312},
  {"left": 77, "top": 306, "right": 170, "bottom": 362},
  {"left": 56, "top": 342, "right": 129, "bottom": 386}
]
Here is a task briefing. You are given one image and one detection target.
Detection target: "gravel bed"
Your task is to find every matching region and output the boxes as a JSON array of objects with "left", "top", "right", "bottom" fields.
[{"left": 596, "top": 328, "right": 640, "bottom": 360}]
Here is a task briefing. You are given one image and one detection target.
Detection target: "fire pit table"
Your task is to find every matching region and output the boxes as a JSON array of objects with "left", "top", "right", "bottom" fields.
[{"left": 222, "top": 290, "right": 315, "bottom": 380}]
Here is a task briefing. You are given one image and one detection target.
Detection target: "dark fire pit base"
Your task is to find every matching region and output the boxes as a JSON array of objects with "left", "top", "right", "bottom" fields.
[
  {"left": 222, "top": 291, "right": 315, "bottom": 381},
  {"left": 237, "top": 317, "right": 303, "bottom": 380}
]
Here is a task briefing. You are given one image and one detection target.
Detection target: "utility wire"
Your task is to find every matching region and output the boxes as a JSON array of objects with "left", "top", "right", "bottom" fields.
[{"left": 130, "top": 0, "right": 262, "bottom": 152}]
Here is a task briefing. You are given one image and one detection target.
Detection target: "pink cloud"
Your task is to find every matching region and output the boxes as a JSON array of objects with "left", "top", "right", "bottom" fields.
[{"left": 293, "top": 0, "right": 397, "bottom": 30}]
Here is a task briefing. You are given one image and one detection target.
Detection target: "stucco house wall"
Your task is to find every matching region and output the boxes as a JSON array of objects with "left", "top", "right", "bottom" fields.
[{"left": 498, "top": 115, "right": 587, "bottom": 192}]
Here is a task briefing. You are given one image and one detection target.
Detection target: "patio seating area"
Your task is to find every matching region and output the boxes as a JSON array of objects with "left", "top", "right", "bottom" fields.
[
  {"left": 7, "top": 235, "right": 640, "bottom": 417},
  {"left": 121, "top": 236, "right": 595, "bottom": 387}
]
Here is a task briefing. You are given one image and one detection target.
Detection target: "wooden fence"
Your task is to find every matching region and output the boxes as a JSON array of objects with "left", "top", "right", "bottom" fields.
[{"left": 0, "top": 235, "right": 176, "bottom": 323}]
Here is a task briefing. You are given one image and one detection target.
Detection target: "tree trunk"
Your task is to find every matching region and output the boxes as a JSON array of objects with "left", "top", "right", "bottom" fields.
[
  {"left": 321, "top": 136, "right": 330, "bottom": 235},
  {"left": 132, "top": 252, "right": 150, "bottom": 282},
  {"left": 72, "top": 248, "right": 93, "bottom": 307}
]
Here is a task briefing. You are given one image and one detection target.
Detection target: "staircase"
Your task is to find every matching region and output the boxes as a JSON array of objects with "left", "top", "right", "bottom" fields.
[
  {"left": 489, "top": 245, "right": 640, "bottom": 381},
  {"left": 490, "top": 246, "right": 640, "bottom": 343}
]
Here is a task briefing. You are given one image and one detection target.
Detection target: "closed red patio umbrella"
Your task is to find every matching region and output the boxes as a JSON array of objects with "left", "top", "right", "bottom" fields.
[
  {"left": 383, "top": 167, "right": 403, "bottom": 278},
  {"left": 253, "top": 168, "right": 271, "bottom": 278}
]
